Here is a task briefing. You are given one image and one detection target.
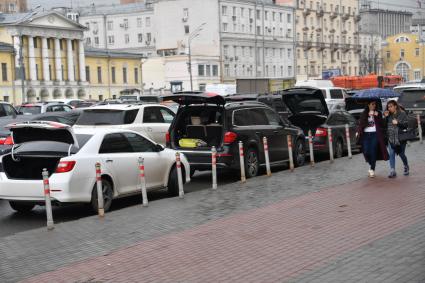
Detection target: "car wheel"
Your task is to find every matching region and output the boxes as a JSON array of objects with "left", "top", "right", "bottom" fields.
[
  {"left": 90, "top": 178, "right": 114, "bottom": 213},
  {"left": 294, "top": 139, "right": 306, "bottom": 167},
  {"left": 335, "top": 139, "right": 344, "bottom": 159},
  {"left": 245, "top": 148, "right": 259, "bottom": 178},
  {"left": 9, "top": 201, "right": 35, "bottom": 213}
]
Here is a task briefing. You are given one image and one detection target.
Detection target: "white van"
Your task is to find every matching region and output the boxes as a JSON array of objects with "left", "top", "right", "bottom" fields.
[
  {"left": 295, "top": 80, "right": 347, "bottom": 110},
  {"left": 205, "top": 84, "right": 236, "bottom": 96}
]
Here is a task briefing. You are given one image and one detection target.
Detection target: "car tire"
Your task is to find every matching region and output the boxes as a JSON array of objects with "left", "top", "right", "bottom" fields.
[
  {"left": 9, "top": 201, "right": 35, "bottom": 213},
  {"left": 293, "top": 139, "right": 306, "bottom": 167},
  {"left": 245, "top": 147, "right": 259, "bottom": 178},
  {"left": 335, "top": 139, "right": 344, "bottom": 159},
  {"left": 90, "top": 178, "right": 114, "bottom": 213}
]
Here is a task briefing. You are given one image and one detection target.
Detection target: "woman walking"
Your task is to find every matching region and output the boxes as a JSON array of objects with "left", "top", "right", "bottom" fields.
[
  {"left": 357, "top": 100, "right": 388, "bottom": 177},
  {"left": 384, "top": 100, "right": 410, "bottom": 178}
]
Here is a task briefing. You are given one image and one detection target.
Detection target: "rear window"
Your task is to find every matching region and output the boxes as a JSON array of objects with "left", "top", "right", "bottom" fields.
[
  {"left": 330, "top": 89, "right": 344, "bottom": 99},
  {"left": 399, "top": 91, "right": 425, "bottom": 108},
  {"left": 233, "top": 108, "right": 269, "bottom": 126},
  {"left": 76, "top": 109, "right": 139, "bottom": 125},
  {"left": 14, "top": 134, "right": 92, "bottom": 156},
  {"left": 140, "top": 96, "right": 160, "bottom": 103},
  {"left": 19, "top": 106, "right": 41, "bottom": 115}
]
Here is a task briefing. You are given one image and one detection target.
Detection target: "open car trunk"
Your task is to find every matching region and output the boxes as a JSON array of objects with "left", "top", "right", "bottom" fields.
[
  {"left": 288, "top": 114, "right": 328, "bottom": 136},
  {"left": 2, "top": 154, "right": 60, "bottom": 180},
  {"left": 172, "top": 105, "right": 224, "bottom": 150}
]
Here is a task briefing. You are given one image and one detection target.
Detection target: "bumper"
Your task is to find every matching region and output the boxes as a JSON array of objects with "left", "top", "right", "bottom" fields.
[
  {"left": 179, "top": 148, "right": 236, "bottom": 170},
  {"left": 0, "top": 173, "right": 95, "bottom": 203}
]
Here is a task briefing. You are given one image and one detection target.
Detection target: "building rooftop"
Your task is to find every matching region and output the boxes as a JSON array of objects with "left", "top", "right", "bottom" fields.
[
  {"left": 85, "top": 46, "right": 144, "bottom": 59},
  {"left": 77, "top": 2, "right": 151, "bottom": 17}
]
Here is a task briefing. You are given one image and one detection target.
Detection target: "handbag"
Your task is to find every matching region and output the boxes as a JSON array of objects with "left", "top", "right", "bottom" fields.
[{"left": 398, "top": 127, "right": 417, "bottom": 142}]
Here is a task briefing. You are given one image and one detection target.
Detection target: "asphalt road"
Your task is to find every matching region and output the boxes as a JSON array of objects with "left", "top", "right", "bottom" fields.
[{"left": 0, "top": 153, "right": 335, "bottom": 238}]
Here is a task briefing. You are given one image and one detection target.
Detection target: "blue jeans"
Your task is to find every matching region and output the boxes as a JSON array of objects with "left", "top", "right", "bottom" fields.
[
  {"left": 388, "top": 143, "right": 408, "bottom": 171},
  {"left": 362, "top": 132, "right": 377, "bottom": 170}
]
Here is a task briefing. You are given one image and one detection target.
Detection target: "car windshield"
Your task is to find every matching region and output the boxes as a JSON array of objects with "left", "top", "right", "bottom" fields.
[
  {"left": 76, "top": 109, "right": 138, "bottom": 125},
  {"left": 13, "top": 134, "right": 92, "bottom": 156},
  {"left": 19, "top": 106, "right": 41, "bottom": 115},
  {"left": 399, "top": 91, "right": 425, "bottom": 108},
  {"left": 140, "top": 96, "right": 160, "bottom": 103}
]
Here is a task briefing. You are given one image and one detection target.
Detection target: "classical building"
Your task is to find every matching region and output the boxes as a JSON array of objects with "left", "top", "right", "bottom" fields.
[
  {"left": 382, "top": 33, "right": 424, "bottom": 82},
  {"left": 281, "top": 0, "right": 361, "bottom": 80},
  {"left": 0, "top": 11, "right": 143, "bottom": 104},
  {"left": 0, "top": 0, "right": 27, "bottom": 14}
]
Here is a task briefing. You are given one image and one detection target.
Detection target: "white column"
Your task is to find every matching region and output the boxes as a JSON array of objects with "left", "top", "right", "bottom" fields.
[
  {"left": 78, "top": 40, "right": 86, "bottom": 82},
  {"left": 13, "top": 36, "right": 21, "bottom": 69},
  {"left": 66, "top": 39, "right": 75, "bottom": 82},
  {"left": 28, "top": 36, "right": 37, "bottom": 81},
  {"left": 54, "top": 38, "right": 62, "bottom": 82},
  {"left": 41, "top": 37, "right": 50, "bottom": 82}
]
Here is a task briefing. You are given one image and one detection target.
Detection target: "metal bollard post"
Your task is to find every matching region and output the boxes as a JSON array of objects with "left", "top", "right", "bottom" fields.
[
  {"left": 42, "top": 169, "right": 54, "bottom": 230},
  {"left": 211, "top": 146, "right": 217, "bottom": 190},
  {"left": 238, "top": 141, "right": 246, "bottom": 183},
  {"left": 328, "top": 127, "right": 334, "bottom": 163},
  {"left": 263, "top": 137, "right": 272, "bottom": 176},
  {"left": 308, "top": 130, "right": 315, "bottom": 167},
  {"left": 138, "top": 157, "right": 148, "bottom": 207},
  {"left": 345, "top": 124, "right": 352, "bottom": 159},
  {"left": 418, "top": 114, "right": 423, "bottom": 144},
  {"left": 287, "top": 135, "right": 294, "bottom": 172},
  {"left": 175, "top": 152, "right": 184, "bottom": 198},
  {"left": 95, "top": 162, "right": 105, "bottom": 217}
]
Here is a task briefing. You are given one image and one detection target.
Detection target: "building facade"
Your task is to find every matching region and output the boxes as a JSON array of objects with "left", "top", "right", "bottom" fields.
[
  {"left": 0, "top": 11, "right": 143, "bottom": 104},
  {"left": 0, "top": 0, "right": 27, "bottom": 14},
  {"left": 358, "top": 33, "right": 382, "bottom": 75},
  {"left": 382, "top": 33, "right": 425, "bottom": 82}
]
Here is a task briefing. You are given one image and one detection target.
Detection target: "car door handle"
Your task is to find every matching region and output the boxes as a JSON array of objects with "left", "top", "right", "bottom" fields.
[
  {"left": 106, "top": 159, "right": 114, "bottom": 163},
  {"left": 147, "top": 127, "right": 153, "bottom": 132}
]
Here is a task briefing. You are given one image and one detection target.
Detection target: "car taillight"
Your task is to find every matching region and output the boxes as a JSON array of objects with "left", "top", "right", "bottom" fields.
[
  {"left": 165, "top": 131, "right": 170, "bottom": 143},
  {"left": 0, "top": 137, "right": 5, "bottom": 145},
  {"left": 55, "top": 161, "right": 76, "bottom": 173},
  {"left": 3, "top": 136, "right": 13, "bottom": 145},
  {"left": 223, "top": 131, "right": 238, "bottom": 144},
  {"left": 315, "top": 128, "right": 328, "bottom": 137}
]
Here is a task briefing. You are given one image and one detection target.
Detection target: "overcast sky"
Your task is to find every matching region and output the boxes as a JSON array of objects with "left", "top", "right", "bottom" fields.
[{"left": 28, "top": 0, "right": 423, "bottom": 12}]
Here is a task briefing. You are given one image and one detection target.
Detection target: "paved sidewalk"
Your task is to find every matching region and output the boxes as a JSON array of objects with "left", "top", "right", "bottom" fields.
[{"left": 0, "top": 142, "right": 424, "bottom": 282}]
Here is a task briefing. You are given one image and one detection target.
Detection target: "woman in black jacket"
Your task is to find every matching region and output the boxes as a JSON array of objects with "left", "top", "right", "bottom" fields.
[{"left": 384, "top": 100, "right": 409, "bottom": 178}]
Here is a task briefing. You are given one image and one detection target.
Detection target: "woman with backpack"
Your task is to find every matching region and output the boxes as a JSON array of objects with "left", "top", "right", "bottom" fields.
[
  {"left": 357, "top": 100, "right": 389, "bottom": 178},
  {"left": 384, "top": 100, "right": 410, "bottom": 178}
]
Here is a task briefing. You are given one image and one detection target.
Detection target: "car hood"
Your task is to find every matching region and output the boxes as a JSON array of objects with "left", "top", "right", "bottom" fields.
[
  {"left": 162, "top": 92, "right": 225, "bottom": 106},
  {"left": 281, "top": 88, "right": 329, "bottom": 116},
  {"left": 6, "top": 121, "right": 79, "bottom": 147}
]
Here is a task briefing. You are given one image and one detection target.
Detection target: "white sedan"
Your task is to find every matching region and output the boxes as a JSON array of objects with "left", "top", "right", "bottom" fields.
[{"left": 0, "top": 121, "right": 190, "bottom": 213}]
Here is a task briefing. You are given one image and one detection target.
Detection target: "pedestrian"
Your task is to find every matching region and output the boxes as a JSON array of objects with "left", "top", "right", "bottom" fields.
[
  {"left": 384, "top": 100, "right": 410, "bottom": 178},
  {"left": 357, "top": 100, "right": 389, "bottom": 178}
]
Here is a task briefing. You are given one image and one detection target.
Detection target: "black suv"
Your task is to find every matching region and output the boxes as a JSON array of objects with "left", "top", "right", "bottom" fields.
[
  {"left": 398, "top": 88, "right": 425, "bottom": 131},
  {"left": 163, "top": 92, "right": 306, "bottom": 178}
]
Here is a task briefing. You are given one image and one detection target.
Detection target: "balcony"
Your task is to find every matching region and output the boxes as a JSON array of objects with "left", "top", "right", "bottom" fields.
[
  {"left": 329, "top": 28, "right": 336, "bottom": 33},
  {"left": 353, "top": 44, "right": 362, "bottom": 53},
  {"left": 317, "top": 42, "right": 326, "bottom": 50},
  {"left": 303, "top": 41, "right": 314, "bottom": 50},
  {"left": 317, "top": 8, "right": 324, "bottom": 17},
  {"left": 330, "top": 42, "right": 339, "bottom": 51},
  {"left": 342, "top": 13, "right": 350, "bottom": 21},
  {"left": 341, "top": 44, "right": 350, "bottom": 52},
  {"left": 342, "top": 29, "right": 348, "bottom": 35},
  {"left": 354, "top": 15, "right": 361, "bottom": 22},
  {"left": 316, "top": 27, "right": 322, "bottom": 32},
  {"left": 302, "top": 26, "right": 309, "bottom": 31},
  {"left": 303, "top": 8, "right": 311, "bottom": 16},
  {"left": 330, "top": 12, "right": 338, "bottom": 19}
]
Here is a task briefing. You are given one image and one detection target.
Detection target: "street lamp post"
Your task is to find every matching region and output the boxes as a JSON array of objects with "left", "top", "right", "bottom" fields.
[{"left": 187, "top": 23, "right": 206, "bottom": 91}]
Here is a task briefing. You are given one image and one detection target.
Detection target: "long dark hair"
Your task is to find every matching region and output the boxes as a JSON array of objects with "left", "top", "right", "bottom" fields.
[{"left": 386, "top": 100, "right": 401, "bottom": 113}]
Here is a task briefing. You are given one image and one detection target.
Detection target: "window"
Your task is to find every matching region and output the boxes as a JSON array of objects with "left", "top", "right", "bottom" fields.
[
  {"left": 97, "top": 66, "right": 102, "bottom": 83},
  {"left": 124, "top": 132, "right": 156, "bottom": 152},
  {"left": 198, "top": 65, "right": 205, "bottom": 76},
  {"left": 287, "top": 14, "right": 291, "bottom": 23},
  {"left": 99, "top": 133, "right": 133, "bottom": 154},
  {"left": 107, "top": 21, "right": 113, "bottom": 30},
  {"left": 137, "top": 18, "right": 142, "bottom": 27},
  {"left": 134, "top": 68, "right": 139, "bottom": 84},
  {"left": 183, "top": 8, "right": 189, "bottom": 18},
  {"left": 233, "top": 108, "right": 268, "bottom": 126},
  {"left": 3, "top": 104, "right": 15, "bottom": 116},
  {"left": 414, "top": 70, "right": 421, "bottom": 81},
  {"left": 85, "top": 66, "right": 90, "bottom": 82},
  {"left": 123, "top": 19, "right": 129, "bottom": 29},
  {"left": 400, "top": 49, "right": 405, "bottom": 58},
  {"left": 146, "top": 33, "right": 152, "bottom": 43},
  {"left": 1, "top": 63, "right": 7, "bottom": 81},
  {"left": 212, "top": 65, "right": 218, "bottom": 76},
  {"left": 264, "top": 109, "right": 281, "bottom": 126},
  {"left": 111, "top": 67, "right": 116, "bottom": 83},
  {"left": 415, "top": 48, "right": 420, "bottom": 57},
  {"left": 143, "top": 107, "right": 165, "bottom": 123},
  {"left": 159, "top": 107, "right": 175, "bottom": 123},
  {"left": 125, "top": 34, "right": 130, "bottom": 44},
  {"left": 222, "top": 5, "right": 227, "bottom": 16},
  {"left": 184, "top": 25, "right": 190, "bottom": 34},
  {"left": 94, "top": 37, "right": 99, "bottom": 46},
  {"left": 146, "top": 17, "right": 151, "bottom": 27},
  {"left": 138, "top": 33, "right": 143, "bottom": 43},
  {"left": 330, "top": 89, "right": 344, "bottom": 99},
  {"left": 33, "top": 37, "right": 38, "bottom": 48},
  {"left": 123, "top": 67, "right": 127, "bottom": 83},
  {"left": 108, "top": 35, "right": 114, "bottom": 45},
  {"left": 223, "top": 23, "right": 228, "bottom": 32},
  {"left": 386, "top": 51, "right": 391, "bottom": 59},
  {"left": 206, "top": 64, "right": 211, "bottom": 76}
]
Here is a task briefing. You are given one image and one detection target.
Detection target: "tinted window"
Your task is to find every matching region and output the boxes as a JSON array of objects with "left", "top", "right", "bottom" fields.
[
  {"left": 124, "top": 132, "right": 156, "bottom": 152},
  {"left": 250, "top": 108, "right": 269, "bottom": 125},
  {"left": 399, "top": 90, "right": 425, "bottom": 108},
  {"left": 99, "top": 133, "right": 133, "bottom": 153},
  {"left": 264, "top": 109, "right": 281, "bottom": 126},
  {"left": 327, "top": 113, "right": 347, "bottom": 125},
  {"left": 273, "top": 98, "right": 287, "bottom": 112},
  {"left": 3, "top": 104, "right": 16, "bottom": 116},
  {"left": 330, "top": 89, "right": 344, "bottom": 99},
  {"left": 140, "top": 96, "right": 160, "bottom": 103},
  {"left": 47, "top": 105, "right": 65, "bottom": 112},
  {"left": 233, "top": 109, "right": 251, "bottom": 126},
  {"left": 0, "top": 105, "right": 6, "bottom": 116},
  {"left": 143, "top": 107, "right": 164, "bottom": 123},
  {"left": 77, "top": 109, "right": 138, "bottom": 125},
  {"left": 19, "top": 106, "right": 41, "bottom": 115},
  {"left": 159, "top": 108, "right": 175, "bottom": 123},
  {"left": 63, "top": 105, "right": 73, "bottom": 112}
]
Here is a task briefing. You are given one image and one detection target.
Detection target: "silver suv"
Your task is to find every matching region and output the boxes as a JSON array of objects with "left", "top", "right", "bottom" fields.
[
  {"left": 0, "top": 102, "right": 18, "bottom": 118},
  {"left": 17, "top": 102, "right": 73, "bottom": 115}
]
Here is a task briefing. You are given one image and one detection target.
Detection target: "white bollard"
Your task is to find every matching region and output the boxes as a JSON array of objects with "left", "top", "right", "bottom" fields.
[
  {"left": 263, "top": 137, "right": 272, "bottom": 176},
  {"left": 418, "top": 114, "right": 423, "bottom": 144},
  {"left": 42, "top": 169, "right": 54, "bottom": 231},
  {"left": 138, "top": 157, "right": 148, "bottom": 207},
  {"left": 211, "top": 146, "right": 217, "bottom": 190},
  {"left": 345, "top": 124, "right": 352, "bottom": 159},
  {"left": 95, "top": 162, "right": 105, "bottom": 217},
  {"left": 239, "top": 141, "right": 246, "bottom": 183},
  {"left": 175, "top": 152, "right": 184, "bottom": 198},
  {"left": 328, "top": 127, "right": 334, "bottom": 163},
  {"left": 287, "top": 135, "right": 294, "bottom": 172},
  {"left": 308, "top": 130, "right": 315, "bottom": 167}
]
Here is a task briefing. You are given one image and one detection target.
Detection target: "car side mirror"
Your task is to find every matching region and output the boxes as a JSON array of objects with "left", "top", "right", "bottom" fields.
[{"left": 155, "top": 144, "right": 164, "bottom": 152}]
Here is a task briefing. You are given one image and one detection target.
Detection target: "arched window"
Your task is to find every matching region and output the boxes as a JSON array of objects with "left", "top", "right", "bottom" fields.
[
  {"left": 396, "top": 62, "right": 410, "bottom": 81},
  {"left": 395, "top": 36, "right": 410, "bottom": 43}
]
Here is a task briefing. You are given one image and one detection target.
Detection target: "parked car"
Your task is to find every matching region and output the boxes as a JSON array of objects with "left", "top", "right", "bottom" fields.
[
  {"left": 119, "top": 94, "right": 161, "bottom": 104},
  {"left": 47, "top": 99, "right": 85, "bottom": 108},
  {"left": 74, "top": 104, "right": 175, "bottom": 145},
  {"left": 281, "top": 87, "right": 358, "bottom": 158},
  {"left": 17, "top": 102, "right": 73, "bottom": 115},
  {"left": 163, "top": 92, "right": 306, "bottom": 178},
  {"left": 0, "top": 102, "right": 18, "bottom": 118},
  {"left": 0, "top": 122, "right": 190, "bottom": 213},
  {"left": 295, "top": 80, "right": 348, "bottom": 110},
  {"left": 398, "top": 88, "right": 425, "bottom": 131}
]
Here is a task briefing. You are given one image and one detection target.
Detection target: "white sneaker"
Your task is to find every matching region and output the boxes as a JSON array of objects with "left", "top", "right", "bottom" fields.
[
  {"left": 369, "top": 170, "right": 375, "bottom": 178},
  {"left": 368, "top": 170, "right": 372, "bottom": 177}
]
